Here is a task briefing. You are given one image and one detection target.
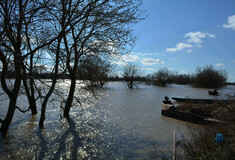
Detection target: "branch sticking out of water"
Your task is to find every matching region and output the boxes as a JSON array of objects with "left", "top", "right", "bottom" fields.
[{"left": 15, "top": 106, "right": 30, "bottom": 113}]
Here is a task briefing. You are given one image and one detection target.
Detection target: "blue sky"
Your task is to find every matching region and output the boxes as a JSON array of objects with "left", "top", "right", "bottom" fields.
[{"left": 116, "top": 0, "right": 235, "bottom": 82}]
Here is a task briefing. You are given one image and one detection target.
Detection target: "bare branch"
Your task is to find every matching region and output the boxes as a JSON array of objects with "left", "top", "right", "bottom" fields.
[{"left": 15, "top": 106, "right": 30, "bottom": 113}]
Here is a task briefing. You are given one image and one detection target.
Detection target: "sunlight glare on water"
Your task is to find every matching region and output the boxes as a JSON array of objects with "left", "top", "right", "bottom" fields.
[{"left": 0, "top": 82, "right": 235, "bottom": 159}]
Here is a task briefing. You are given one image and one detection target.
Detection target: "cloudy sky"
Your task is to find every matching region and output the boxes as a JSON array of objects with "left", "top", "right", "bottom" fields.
[{"left": 116, "top": 0, "right": 235, "bottom": 82}]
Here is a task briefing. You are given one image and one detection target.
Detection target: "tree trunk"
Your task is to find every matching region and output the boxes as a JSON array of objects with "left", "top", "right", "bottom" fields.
[
  {"left": 0, "top": 70, "right": 22, "bottom": 133},
  {"left": 22, "top": 78, "right": 37, "bottom": 115},
  {"left": 0, "top": 96, "right": 17, "bottom": 132},
  {"left": 39, "top": 74, "right": 58, "bottom": 127},
  {"left": 22, "top": 67, "right": 37, "bottom": 115},
  {"left": 39, "top": 38, "right": 61, "bottom": 127},
  {"left": 64, "top": 75, "right": 76, "bottom": 118},
  {"left": 29, "top": 97, "right": 37, "bottom": 115},
  {"left": 39, "top": 89, "right": 52, "bottom": 127},
  {"left": 29, "top": 53, "right": 37, "bottom": 115}
]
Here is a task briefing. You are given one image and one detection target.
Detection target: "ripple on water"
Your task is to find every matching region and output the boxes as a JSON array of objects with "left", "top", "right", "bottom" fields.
[{"left": 1, "top": 82, "right": 232, "bottom": 159}]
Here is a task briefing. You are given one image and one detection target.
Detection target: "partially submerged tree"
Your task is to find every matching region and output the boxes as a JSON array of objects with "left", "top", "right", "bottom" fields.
[
  {"left": 152, "top": 68, "right": 171, "bottom": 87},
  {"left": 79, "top": 55, "right": 113, "bottom": 88},
  {"left": 0, "top": 0, "right": 60, "bottom": 132},
  {"left": 193, "top": 65, "right": 227, "bottom": 88},
  {"left": 122, "top": 63, "right": 141, "bottom": 89},
  {"left": 61, "top": 0, "right": 144, "bottom": 118},
  {"left": 0, "top": 0, "right": 144, "bottom": 131}
]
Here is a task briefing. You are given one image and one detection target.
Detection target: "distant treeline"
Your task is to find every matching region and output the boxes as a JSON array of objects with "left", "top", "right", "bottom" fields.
[
  {"left": 1, "top": 65, "right": 232, "bottom": 89},
  {"left": 145, "top": 65, "right": 230, "bottom": 88},
  {"left": 121, "top": 65, "right": 230, "bottom": 88}
]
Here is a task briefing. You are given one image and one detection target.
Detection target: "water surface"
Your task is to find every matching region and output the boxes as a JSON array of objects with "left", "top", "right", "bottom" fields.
[{"left": 0, "top": 82, "right": 234, "bottom": 159}]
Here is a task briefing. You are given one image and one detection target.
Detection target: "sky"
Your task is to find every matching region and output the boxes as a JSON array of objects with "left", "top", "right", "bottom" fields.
[{"left": 116, "top": 0, "right": 235, "bottom": 82}]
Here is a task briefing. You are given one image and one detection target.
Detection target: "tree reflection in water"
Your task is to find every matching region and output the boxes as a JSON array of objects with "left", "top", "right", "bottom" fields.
[{"left": 0, "top": 109, "right": 170, "bottom": 159}]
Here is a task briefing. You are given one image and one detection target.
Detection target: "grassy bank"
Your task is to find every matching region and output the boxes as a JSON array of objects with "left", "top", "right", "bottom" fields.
[{"left": 177, "top": 102, "right": 235, "bottom": 159}]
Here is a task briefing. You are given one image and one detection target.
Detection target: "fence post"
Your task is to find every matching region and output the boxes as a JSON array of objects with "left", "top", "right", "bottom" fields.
[{"left": 173, "top": 130, "right": 176, "bottom": 160}]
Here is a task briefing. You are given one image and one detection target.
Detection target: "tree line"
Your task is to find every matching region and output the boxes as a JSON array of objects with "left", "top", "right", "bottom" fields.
[
  {"left": 122, "top": 64, "right": 228, "bottom": 89},
  {"left": 0, "top": 0, "right": 144, "bottom": 133}
]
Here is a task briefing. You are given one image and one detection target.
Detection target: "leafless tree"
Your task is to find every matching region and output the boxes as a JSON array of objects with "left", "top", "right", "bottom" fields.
[
  {"left": 152, "top": 68, "right": 171, "bottom": 87},
  {"left": 79, "top": 55, "right": 113, "bottom": 88},
  {"left": 61, "top": 0, "right": 144, "bottom": 118},
  {"left": 123, "top": 63, "right": 141, "bottom": 89},
  {"left": 0, "top": 0, "right": 144, "bottom": 131},
  {"left": 0, "top": 0, "right": 60, "bottom": 132},
  {"left": 194, "top": 65, "right": 227, "bottom": 88}
]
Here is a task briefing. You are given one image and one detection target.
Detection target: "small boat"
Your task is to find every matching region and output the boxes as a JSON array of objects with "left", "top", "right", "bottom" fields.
[
  {"left": 172, "top": 97, "right": 235, "bottom": 104},
  {"left": 162, "top": 102, "right": 174, "bottom": 110},
  {"left": 161, "top": 97, "right": 226, "bottom": 124},
  {"left": 208, "top": 90, "right": 219, "bottom": 96},
  {"left": 161, "top": 109, "right": 224, "bottom": 124},
  {"left": 172, "top": 97, "right": 214, "bottom": 104},
  {"left": 161, "top": 109, "right": 206, "bottom": 124},
  {"left": 162, "top": 96, "right": 174, "bottom": 110}
]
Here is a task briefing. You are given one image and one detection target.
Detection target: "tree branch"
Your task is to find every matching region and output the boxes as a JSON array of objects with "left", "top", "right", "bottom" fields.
[
  {"left": 15, "top": 106, "right": 30, "bottom": 113},
  {"left": 0, "top": 49, "right": 12, "bottom": 96}
]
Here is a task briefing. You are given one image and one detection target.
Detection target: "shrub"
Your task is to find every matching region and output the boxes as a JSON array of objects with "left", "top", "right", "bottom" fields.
[
  {"left": 181, "top": 102, "right": 235, "bottom": 160},
  {"left": 152, "top": 68, "right": 171, "bottom": 87},
  {"left": 182, "top": 125, "right": 235, "bottom": 160},
  {"left": 193, "top": 65, "right": 227, "bottom": 88}
]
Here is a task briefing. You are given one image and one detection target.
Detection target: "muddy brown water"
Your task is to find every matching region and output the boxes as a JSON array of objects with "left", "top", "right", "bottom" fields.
[{"left": 0, "top": 81, "right": 234, "bottom": 159}]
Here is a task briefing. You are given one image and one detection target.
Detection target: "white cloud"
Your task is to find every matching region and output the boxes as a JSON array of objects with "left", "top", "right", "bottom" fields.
[
  {"left": 166, "top": 31, "right": 215, "bottom": 53},
  {"left": 144, "top": 68, "right": 155, "bottom": 71},
  {"left": 111, "top": 60, "right": 127, "bottom": 66},
  {"left": 223, "top": 15, "right": 235, "bottom": 30},
  {"left": 166, "top": 43, "right": 193, "bottom": 52},
  {"left": 184, "top": 32, "right": 215, "bottom": 44},
  {"left": 187, "top": 49, "right": 193, "bottom": 53},
  {"left": 179, "top": 70, "right": 187, "bottom": 74},
  {"left": 215, "top": 63, "right": 224, "bottom": 67},
  {"left": 140, "top": 58, "right": 164, "bottom": 66},
  {"left": 109, "top": 54, "right": 139, "bottom": 67},
  {"left": 167, "top": 67, "right": 174, "bottom": 71},
  {"left": 122, "top": 55, "right": 140, "bottom": 62},
  {"left": 131, "top": 51, "right": 165, "bottom": 56}
]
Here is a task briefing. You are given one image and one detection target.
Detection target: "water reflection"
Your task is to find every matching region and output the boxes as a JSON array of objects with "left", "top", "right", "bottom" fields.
[{"left": 1, "top": 82, "right": 235, "bottom": 159}]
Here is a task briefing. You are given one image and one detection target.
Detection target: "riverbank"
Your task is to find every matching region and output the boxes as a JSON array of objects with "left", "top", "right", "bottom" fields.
[
  {"left": 175, "top": 101, "right": 235, "bottom": 122},
  {"left": 177, "top": 101, "right": 235, "bottom": 159}
]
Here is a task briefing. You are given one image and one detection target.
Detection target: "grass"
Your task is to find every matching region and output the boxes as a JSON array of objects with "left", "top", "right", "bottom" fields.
[
  {"left": 178, "top": 102, "right": 235, "bottom": 159},
  {"left": 176, "top": 101, "right": 235, "bottom": 121}
]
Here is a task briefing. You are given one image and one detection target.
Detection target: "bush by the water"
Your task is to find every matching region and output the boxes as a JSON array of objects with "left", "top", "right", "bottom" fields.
[
  {"left": 180, "top": 102, "right": 235, "bottom": 160},
  {"left": 193, "top": 65, "right": 227, "bottom": 88},
  {"left": 182, "top": 124, "right": 235, "bottom": 160}
]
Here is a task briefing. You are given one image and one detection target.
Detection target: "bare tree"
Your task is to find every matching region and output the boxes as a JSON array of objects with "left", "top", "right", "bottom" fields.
[
  {"left": 193, "top": 65, "right": 227, "bottom": 88},
  {"left": 0, "top": 0, "right": 59, "bottom": 132},
  {"left": 0, "top": 0, "right": 144, "bottom": 131},
  {"left": 123, "top": 63, "right": 141, "bottom": 89},
  {"left": 79, "top": 55, "right": 113, "bottom": 88},
  {"left": 61, "top": 0, "right": 144, "bottom": 118},
  {"left": 152, "top": 68, "right": 171, "bottom": 87},
  {"left": 38, "top": 0, "right": 88, "bottom": 126}
]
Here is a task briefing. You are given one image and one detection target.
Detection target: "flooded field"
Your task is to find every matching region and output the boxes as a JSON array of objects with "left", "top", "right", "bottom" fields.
[{"left": 0, "top": 81, "right": 234, "bottom": 159}]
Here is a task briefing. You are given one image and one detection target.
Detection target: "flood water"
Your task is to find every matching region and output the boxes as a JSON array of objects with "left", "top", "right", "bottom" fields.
[{"left": 0, "top": 81, "right": 235, "bottom": 159}]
